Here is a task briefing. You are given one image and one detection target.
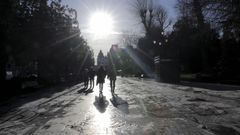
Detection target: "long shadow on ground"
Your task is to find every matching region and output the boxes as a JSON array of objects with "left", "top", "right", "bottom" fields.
[
  {"left": 77, "top": 87, "right": 94, "bottom": 95},
  {"left": 93, "top": 93, "right": 109, "bottom": 113},
  {"left": 0, "top": 82, "right": 83, "bottom": 116},
  {"left": 110, "top": 94, "right": 129, "bottom": 114}
]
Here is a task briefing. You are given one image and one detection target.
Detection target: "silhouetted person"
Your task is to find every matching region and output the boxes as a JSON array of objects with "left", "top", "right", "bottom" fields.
[
  {"left": 96, "top": 66, "right": 106, "bottom": 93},
  {"left": 88, "top": 67, "right": 95, "bottom": 89},
  {"left": 82, "top": 68, "right": 89, "bottom": 89},
  {"left": 108, "top": 67, "right": 117, "bottom": 95}
]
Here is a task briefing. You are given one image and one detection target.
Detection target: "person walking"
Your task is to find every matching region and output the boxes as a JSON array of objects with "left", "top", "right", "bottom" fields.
[
  {"left": 96, "top": 66, "right": 106, "bottom": 93},
  {"left": 107, "top": 67, "right": 117, "bottom": 95},
  {"left": 88, "top": 67, "right": 95, "bottom": 89},
  {"left": 82, "top": 68, "right": 89, "bottom": 89}
]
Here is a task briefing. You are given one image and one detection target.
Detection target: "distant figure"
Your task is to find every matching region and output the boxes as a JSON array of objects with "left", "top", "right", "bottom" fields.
[
  {"left": 82, "top": 68, "right": 89, "bottom": 89},
  {"left": 96, "top": 66, "right": 106, "bottom": 93},
  {"left": 107, "top": 67, "right": 117, "bottom": 95},
  {"left": 88, "top": 67, "right": 95, "bottom": 89}
]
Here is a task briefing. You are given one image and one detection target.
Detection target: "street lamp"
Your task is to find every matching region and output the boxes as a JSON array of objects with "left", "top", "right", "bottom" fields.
[{"left": 153, "top": 40, "right": 162, "bottom": 46}]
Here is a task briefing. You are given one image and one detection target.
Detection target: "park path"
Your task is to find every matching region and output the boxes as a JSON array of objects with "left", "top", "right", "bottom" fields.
[{"left": 0, "top": 77, "right": 240, "bottom": 135}]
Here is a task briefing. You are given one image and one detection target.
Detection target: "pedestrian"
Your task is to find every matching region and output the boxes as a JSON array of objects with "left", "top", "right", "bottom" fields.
[
  {"left": 107, "top": 66, "right": 117, "bottom": 95},
  {"left": 82, "top": 68, "right": 89, "bottom": 89},
  {"left": 88, "top": 66, "right": 95, "bottom": 89},
  {"left": 96, "top": 66, "right": 106, "bottom": 94}
]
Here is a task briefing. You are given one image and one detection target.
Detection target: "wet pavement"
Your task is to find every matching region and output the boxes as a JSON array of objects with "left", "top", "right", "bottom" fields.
[{"left": 0, "top": 77, "right": 240, "bottom": 135}]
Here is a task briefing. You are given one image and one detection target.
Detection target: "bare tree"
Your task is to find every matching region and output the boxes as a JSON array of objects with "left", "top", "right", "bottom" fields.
[
  {"left": 133, "top": 0, "right": 171, "bottom": 36},
  {"left": 176, "top": 0, "right": 206, "bottom": 29},
  {"left": 154, "top": 5, "right": 172, "bottom": 31},
  {"left": 133, "top": 0, "right": 154, "bottom": 36},
  {"left": 176, "top": 0, "right": 192, "bottom": 18},
  {"left": 176, "top": 0, "right": 210, "bottom": 72},
  {"left": 203, "top": 0, "right": 240, "bottom": 38},
  {"left": 177, "top": 0, "right": 240, "bottom": 36}
]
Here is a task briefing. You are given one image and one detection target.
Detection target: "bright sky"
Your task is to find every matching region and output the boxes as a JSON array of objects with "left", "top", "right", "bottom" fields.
[{"left": 62, "top": 0, "right": 177, "bottom": 58}]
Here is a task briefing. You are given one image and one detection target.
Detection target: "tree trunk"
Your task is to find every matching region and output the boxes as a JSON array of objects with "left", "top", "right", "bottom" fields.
[
  {"left": 193, "top": 0, "right": 208, "bottom": 72},
  {"left": 0, "top": 57, "right": 6, "bottom": 82}
]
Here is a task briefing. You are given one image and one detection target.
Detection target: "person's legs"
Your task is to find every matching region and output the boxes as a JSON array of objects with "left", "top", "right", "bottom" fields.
[
  {"left": 99, "top": 83, "right": 101, "bottom": 91},
  {"left": 89, "top": 79, "right": 92, "bottom": 89},
  {"left": 87, "top": 80, "right": 89, "bottom": 89},
  {"left": 110, "top": 80, "right": 113, "bottom": 93},
  {"left": 91, "top": 78, "right": 94, "bottom": 89},
  {"left": 99, "top": 83, "right": 103, "bottom": 93},
  {"left": 84, "top": 80, "right": 87, "bottom": 89},
  {"left": 92, "top": 79, "right": 94, "bottom": 89},
  {"left": 92, "top": 78, "right": 95, "bottom": 89},
  {"left": 112, "top": 80, "right": 116, "bottom": 93}
]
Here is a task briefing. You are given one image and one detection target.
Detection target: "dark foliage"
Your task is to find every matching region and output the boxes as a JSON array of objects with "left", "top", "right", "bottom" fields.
[{"left": 0, "top": 0, "right": 94, "bottom": 88}]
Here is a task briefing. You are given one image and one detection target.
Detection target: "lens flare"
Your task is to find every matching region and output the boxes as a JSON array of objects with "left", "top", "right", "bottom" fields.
[{"left": 89, "top": 11, "right": 114, "bottom": 38}]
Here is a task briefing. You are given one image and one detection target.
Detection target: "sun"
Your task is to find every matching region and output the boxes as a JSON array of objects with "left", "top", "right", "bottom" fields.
[{"left": 89, "top": 11, "right": 114, "bottom": 37}]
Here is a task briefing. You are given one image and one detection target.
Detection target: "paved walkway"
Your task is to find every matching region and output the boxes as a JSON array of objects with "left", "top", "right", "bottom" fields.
[{"left": 0, "top": 77, "right": 240, "bottom": 135}]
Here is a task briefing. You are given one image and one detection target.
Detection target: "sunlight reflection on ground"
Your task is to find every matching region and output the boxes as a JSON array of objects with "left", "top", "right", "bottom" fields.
[{"left": 89, "top": 80, "right": 114, "bottom": 134}]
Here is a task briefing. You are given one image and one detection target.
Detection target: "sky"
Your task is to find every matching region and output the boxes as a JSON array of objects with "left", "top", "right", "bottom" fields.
[{"left": 62, "top": 0, "right": 177, "bottom": 58}]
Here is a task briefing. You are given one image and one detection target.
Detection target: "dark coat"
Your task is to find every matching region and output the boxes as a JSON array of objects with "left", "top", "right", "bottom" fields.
[
  {"left": 108, "top": 69, "right": 116, "bottom": 80},
  {"left": 82, "top": 69, "right": 88, "bottom": 82},
  {"left": 96, "top": 67, "right": 106, "bottom": 84},
  {"left": 88, "top": 69, "right": 95, "bottom": 79}
]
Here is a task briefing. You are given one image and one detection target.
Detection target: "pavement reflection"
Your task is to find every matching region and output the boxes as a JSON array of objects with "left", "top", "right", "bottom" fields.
[{"left": 90, "top": 81, "right": 114, "bottom": 134}]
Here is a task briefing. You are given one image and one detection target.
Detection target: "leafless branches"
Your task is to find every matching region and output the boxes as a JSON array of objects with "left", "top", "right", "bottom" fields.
[{"left": 133, "top": 0, "right": 171, "bottom": 35}]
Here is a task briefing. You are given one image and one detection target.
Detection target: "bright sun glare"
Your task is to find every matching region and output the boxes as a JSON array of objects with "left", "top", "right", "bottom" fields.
[{"left": 89, "top": 12, "right": 114, "bottom": 37}]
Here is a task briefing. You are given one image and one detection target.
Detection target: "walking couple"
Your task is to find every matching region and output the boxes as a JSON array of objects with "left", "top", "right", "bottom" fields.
[{"left": 96, "top": 65, "right": 117, "bottom": 95}]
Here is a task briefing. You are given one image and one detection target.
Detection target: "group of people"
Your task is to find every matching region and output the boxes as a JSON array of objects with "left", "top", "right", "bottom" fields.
[
  {"left": 82, "top": 67, "right": 95, "bottom": 90},
  {"left": 82, "top": 65, "right": 117, "bottom": 95}
]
